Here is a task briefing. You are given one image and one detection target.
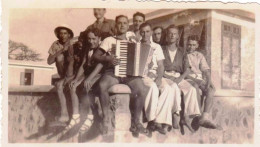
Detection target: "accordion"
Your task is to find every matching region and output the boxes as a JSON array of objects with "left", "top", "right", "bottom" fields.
[{"left": 111, "top": 40, "right": 154, "bottom": 77}]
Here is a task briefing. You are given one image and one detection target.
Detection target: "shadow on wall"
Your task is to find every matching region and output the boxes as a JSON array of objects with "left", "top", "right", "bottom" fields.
[{"left": 8, "top": 90, "right": 114, "bottom": 143}]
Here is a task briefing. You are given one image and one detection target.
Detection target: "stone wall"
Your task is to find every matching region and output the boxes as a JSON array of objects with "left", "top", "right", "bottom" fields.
[{"left": 8, "top": 91, "right": 254, "bottom": 143}]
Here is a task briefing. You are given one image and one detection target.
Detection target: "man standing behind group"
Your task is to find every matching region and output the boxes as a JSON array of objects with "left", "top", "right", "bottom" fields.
[
  {"left": 153, "top": 26, "right": 164, "bottom": 45},
  {"left": 132, "top": 12, "right": 145, "bottom": 42},
  {"left": 92, "top": 15, "right": 148, "bottom": 136},
  {"left": 86, "top": 8, "right": 115, "bottom": 40}
]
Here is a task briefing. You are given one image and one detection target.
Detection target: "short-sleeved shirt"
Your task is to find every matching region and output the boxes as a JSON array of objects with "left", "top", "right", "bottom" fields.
[
  {"left": 187, "top": 51, "right": 210, "bottom": 74},
  {"left": 162, "top": 46, "right": 190, "bottom": 74},
  {"left": 86, "top": 18, "right": 115, "bottom": 40},
  {"left": 48, "top": 40, "right": 65, "bottom": 55},
  {"left": 148, "top": 42, "right": 165, "bottom": 73},
  {"left": 99, "top": 36, "right": 117, "bottom": 54}
]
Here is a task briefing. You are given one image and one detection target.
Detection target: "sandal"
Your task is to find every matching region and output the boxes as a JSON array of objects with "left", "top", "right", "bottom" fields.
[
  {"left": 79, "top": 118, "right": 94, "bottom": 133},
  {"left": 64, "top": 116, "right": 80, "bottom": 131}
]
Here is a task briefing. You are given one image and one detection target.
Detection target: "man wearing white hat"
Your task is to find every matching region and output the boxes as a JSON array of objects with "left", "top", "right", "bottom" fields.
[{"left": 47, "top": 25, "right": 76, "bottom": 125}]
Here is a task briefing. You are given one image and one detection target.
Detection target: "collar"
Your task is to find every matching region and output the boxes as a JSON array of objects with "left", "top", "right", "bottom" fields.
[{"left": 188, "top": 51, "right": 199, "bottom": 56}]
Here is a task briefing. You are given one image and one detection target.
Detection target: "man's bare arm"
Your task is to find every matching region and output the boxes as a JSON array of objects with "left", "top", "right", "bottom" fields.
[
  {"left": 154, "top": 60, "right": 164, "bottom": 86},
  {"left": 85, "top": 63, "right": 103, "bottom": 81},
  {"left": 93, "top": 49, "right": 113, "bottom": 63},
  {"left": 47, "top": 50, "right": 64, "bottom": 65}
]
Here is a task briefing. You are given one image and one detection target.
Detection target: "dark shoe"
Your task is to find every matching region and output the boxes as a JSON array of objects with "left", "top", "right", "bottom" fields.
[
  {"left": 130, "top": 122, "right": 148, "bottom": 137},
  {"left": 199, "top": 119, "right": 218, "bottom": 129},
  {"left": 166, "top": 125, "right": 172, "bottom": 132},
  {"left": 154, "top": 123, "right": 166, "bottom": 135},
  {"left": 146, "top": 121, "right": 155, "bottom": 132},
  {"left": 100, "top": 118, "right": 109, "bottom": 135}
]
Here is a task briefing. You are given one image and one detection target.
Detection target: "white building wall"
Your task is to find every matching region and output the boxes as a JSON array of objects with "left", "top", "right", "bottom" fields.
[
  {"left": 210, "top": 11, "right": 255, "bottom": 92},
  {"left": 8, "top": 65, "right": 57, "bottom": 86}
]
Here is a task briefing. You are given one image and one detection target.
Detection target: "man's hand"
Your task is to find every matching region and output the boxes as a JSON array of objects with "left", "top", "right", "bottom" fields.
[
  {"left": 107, "top": 55, "right": 120, "bottom": 66},
  {"left": 69, "top": 79, "right": 78, "bottom": 89},
  {"left": 154, "top": 77, "right": 162, "bottom": 87},
  {"left": 84, "top": 79, "right": 92, "bottom": 93}
]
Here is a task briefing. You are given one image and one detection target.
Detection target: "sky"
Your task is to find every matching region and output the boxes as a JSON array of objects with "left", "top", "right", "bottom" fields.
[
  {"left": 9, "top": 8, "right": 254, "bottom": 65},
  {"left": 9, "top": 8, "right": 154, "bottom": 64}
]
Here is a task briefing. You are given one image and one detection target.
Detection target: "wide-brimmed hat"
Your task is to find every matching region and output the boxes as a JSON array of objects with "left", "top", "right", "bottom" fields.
[{"left": 54, "top": 24, "right": 74, "bottom": 39}]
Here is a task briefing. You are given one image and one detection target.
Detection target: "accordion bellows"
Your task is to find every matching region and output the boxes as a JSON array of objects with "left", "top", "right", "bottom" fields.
[{"left": 112, "top": 40, "right": 154, "bottom": 77}]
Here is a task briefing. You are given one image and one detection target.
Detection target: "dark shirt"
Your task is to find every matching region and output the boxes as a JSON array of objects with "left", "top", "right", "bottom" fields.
[
  {"left": 70, "top": 43, "right": 86, "bottom": 75},
  {"left": 83, "top": 46, "right": 102, "bottom": 76},
  {"left": 162, "top": 46, "right": 190, "bottom": 74},
  {"left": 86, "top": 18, "right": 115, "bottom": 40}
]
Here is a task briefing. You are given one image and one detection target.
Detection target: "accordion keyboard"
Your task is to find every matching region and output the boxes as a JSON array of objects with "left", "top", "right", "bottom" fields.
[{"left": 115, "top": 40, "right": 128, "bottom": 77}]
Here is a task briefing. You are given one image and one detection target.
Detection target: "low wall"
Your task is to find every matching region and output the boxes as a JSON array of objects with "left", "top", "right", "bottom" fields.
[{"left": 8, "top": 86, "right": 254, "bottom": 143}]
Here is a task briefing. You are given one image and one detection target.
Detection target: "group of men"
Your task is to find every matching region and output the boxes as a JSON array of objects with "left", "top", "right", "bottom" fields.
[{"left": 47, "top": 8, "right": 217, "bottom": 138}]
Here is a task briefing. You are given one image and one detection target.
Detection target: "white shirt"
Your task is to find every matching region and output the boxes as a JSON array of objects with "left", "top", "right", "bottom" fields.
[
  {"left": 148, "top": 42, "right": 165, "bottom": 73},
  {"left": 168, "top": 49, "right": 177, "bottom": 62}
]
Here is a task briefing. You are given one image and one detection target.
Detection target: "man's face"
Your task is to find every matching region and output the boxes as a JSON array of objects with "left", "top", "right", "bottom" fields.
[
  {"left": 140, "top": 25, "right": 152, "bottom": 42},
  {"left": 166, "top": 28, "right": 179, "bottom": 44},
  {"left": 58, "top": 29, "right": 71, "bottom": 43},
  {"left": 133, "top": 15, "right": 144, "bottom": 31},
  {"left": 93, "top": 8, "right": 106, "bottom": 19},
  {"left": 87, "top": 32, "right": 100, "bottom": 49},
  {"left": 153, "top": 28, "right": 162, "bottom": 43},
  {"left": 116, "top": 17, "right": 129, "bottom": 34},
  {"left": 187, "top": 40, "right": 199, "bottom": 52}
]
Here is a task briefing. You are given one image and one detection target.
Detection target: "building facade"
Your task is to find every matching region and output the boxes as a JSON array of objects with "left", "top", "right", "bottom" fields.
[{"left": 141, "top": 9, "right": 255, "bottom": 95}]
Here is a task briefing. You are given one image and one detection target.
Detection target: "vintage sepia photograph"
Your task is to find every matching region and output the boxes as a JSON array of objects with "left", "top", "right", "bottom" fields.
[{"left": 3, "top": 1, "right": 257, "bottom": 145}]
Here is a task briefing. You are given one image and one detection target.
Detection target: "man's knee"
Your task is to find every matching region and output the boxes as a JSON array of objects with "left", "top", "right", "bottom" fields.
[
  {"left": 98, "top": 75, "right": 113, "bottom": 91},
  {"left": 69, "top": 85, "right": 77, "bottom": 93},
  {"left": 56, "top": 80, "right": 64, "bottom": 90},
  {"left": 56, "top": 54, "right": 64, "bottom": 63}
]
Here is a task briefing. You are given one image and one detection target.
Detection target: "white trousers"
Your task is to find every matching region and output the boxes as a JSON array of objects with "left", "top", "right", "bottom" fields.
[
  {"left": 178, "top": 79, "right": 201, "bottom": 117},
  {"left": 143, "top": 77, "right": 181, "bottom": 125}
]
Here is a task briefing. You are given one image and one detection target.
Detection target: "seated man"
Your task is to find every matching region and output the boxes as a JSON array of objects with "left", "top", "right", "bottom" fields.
[
  {"left": 47, "top": 25, "right": 75, "bottom": 125},
  {"left": 65, "top": 28, "right": 104, "bottom": 132},
  {"left": 92, "top": 15, "right": 148, "bottom": 136},
  {"left": 138, "top": 22, "right": 181, "bottom": 136},
  {"left": 162, "top": 24, "right": 201, "bottom": 132},
  {"left": 185, "top": 35, "right": 217, "bottom": 128}
]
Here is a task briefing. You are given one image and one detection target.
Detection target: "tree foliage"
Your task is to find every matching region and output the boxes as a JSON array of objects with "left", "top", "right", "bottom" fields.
[{"left": 8, "top": 40, "right": 43, "bottom": 61}]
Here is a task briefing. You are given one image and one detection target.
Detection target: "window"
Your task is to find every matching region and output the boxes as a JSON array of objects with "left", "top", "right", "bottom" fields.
[
  {"left": 20, "top": 69, "right": 34, "bottom": 85},
  {"left": 221, "top": 21, "right": 241, "bottom": 90}
]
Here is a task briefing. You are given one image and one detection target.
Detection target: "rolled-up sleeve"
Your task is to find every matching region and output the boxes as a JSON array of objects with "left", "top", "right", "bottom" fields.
[{"left": 48, "top": 42, "right": 57, "bottom": 55}]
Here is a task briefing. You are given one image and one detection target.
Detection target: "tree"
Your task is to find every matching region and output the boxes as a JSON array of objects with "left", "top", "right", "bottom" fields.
[{"left": 8, "top": 40, "right": 43, "bottom": 61}]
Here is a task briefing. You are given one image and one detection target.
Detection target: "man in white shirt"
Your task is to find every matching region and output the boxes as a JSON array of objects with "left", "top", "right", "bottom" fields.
[
  {"left": 140, "top": 22, "right": 182, "bottom": 136},
  {"left": 92, "top": 15, "right": 148, "bottom": 137}
]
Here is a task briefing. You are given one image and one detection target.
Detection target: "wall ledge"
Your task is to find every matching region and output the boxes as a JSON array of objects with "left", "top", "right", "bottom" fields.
[{"left": 8, "top": 85, "right": 254, "bottom": 97}]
